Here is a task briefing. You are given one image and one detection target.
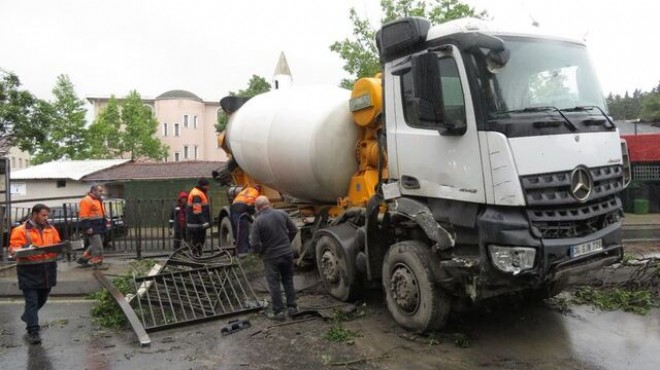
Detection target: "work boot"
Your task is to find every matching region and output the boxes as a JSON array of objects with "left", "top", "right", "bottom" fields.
[
  {"left": 287, "top": 306, "right": 299, "bottom": 317},
  {"left": 25, "top": 331, "right": 41, "bottom": 345},
  {"left": 76, "top": 257, "right": 89, "bottom": 266},
  {"left": 264, "top": 310, "right": 286, "bottom": 322},
  {"left": 92, "top": 263, "right": 110, "bottom": 270}
]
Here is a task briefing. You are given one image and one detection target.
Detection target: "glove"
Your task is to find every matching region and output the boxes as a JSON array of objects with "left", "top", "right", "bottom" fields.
[
  {"left": 22, "top": 244, "right": 35, "bottom": 249},
  {"left": 202, "top": 222, "right": 210, "bottom": 229}
]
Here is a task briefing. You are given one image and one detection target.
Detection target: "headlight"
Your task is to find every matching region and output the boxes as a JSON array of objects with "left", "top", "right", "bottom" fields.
[{"left": 488, "top": 245, "right": 536, "bottom": 275}]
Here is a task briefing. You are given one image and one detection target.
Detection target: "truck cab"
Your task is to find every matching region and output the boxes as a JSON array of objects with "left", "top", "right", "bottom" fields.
[{"left": 371, "top": 17, "right": 628, "bottom": 330}]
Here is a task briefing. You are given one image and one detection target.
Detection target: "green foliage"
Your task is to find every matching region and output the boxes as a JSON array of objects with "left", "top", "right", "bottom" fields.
[
  {"left": 120, "top": 90, "right": 169, "bottom": 160},
  {"left": 87, "top": 96, "right": 123, "bottom": 159},
  {"left": 640, "top": 93, "right": 660, "bottom": 122},
  {"left": 0, "top": 69, "right": 51, "bottom": 155},
  {"left": 452, "top": 333, "right": 472, "bottom": 348},
  {"left": 216, "top": 75, "right": 271, "bottom": 132},
  {"left": 89, "top": 259, "right": 157, "bottom": 329},
  {"left": 330, "top": 0, "right": 486, "bottom": 88},
  {"left": 621, "top": 253, "right": 636, "bottom": 265},
  {"left": 323, "top": 322, "right": 360, "bottom": 342},
  {"left": 572, "top": 287, "right": 659, "bottom": 315},
  {"left": 32, "top": 75, "right": 88, "bottom": 164}
]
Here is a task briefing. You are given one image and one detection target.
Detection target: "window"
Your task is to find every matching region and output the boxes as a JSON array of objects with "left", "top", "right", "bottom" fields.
[
  {"left": 400, "top": 56, "right": 465, "bottom": 129},
  {"left": 174, "top": 152, "right": 181, "bottom": 162},
  {"left": 183, "top": 114, "right": 189, "bottom": 128},
  {"left": 11, "top": 157, "right": 15, "bottom": 168},
  {"left": 193, "top": 115, "right": 198, "bottom": 129},
  {"left": 26, "top": 159, "right": 29, "bottom": 167},
  {"left": 163, "top": 122, "right": 168, "bottom": 137},
  {"left": 194, "top": 145, "right": 198, "bottom": 160},
  {"left": 56, "top": 180, "right": 66, "bottom": 188},
  {"left": 19, "top": 158, "right": 22, "bottom": 168},
  {"left": 174, "top": 123, "right": 180, "bottom": 136},
  {"left": 183, "top": 145, "right": 189, "bottom": 159}
]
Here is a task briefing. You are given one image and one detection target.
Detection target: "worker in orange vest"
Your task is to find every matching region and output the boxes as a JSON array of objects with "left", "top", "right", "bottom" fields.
[
  {"left": 76, "top": 184, "right": 108, "bottom": 269},
  {"left": 187, "top": 178, "right": 211, "bottom": 256},
  {"left": 8, "top": 203, "right": 62, "bottom": 345},
  {"left": 230, "top": 184, "right": 261, "bottom": 256}
]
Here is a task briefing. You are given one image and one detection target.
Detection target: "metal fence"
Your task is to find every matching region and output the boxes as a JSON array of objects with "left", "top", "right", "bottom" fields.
[{"left": 1, "top": 196, "right": 230, "bottom": 260}]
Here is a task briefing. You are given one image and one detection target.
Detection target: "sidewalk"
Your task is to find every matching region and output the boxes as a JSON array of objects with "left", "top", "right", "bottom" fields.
[
  {"left": 623, "top": 212, "right": 660, "bottom": 226},
  {"left": 0, "top": 257, "right": 135, "bottom": 297}
]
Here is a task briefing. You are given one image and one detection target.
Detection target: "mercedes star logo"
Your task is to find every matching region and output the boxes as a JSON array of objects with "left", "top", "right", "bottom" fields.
[{"left": 570, "top": 167, "right": 593, "bottom": 202}]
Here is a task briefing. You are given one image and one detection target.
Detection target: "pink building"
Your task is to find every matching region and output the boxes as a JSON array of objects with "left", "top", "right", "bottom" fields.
[{"left": 87, "top": 90, "right": 227, "bottom": 162}]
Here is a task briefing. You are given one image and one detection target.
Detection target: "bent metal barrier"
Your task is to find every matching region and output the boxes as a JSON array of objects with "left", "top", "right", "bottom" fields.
[{"left": 94, "top": 246, "right": 263, "bottom": 343}]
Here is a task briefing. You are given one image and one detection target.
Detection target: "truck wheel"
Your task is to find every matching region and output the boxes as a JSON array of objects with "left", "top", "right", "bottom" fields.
[
  {"left": 382, "top": 240, "right": 450, "bottom": 333},
  {"left": 315, "top": 235, "right": 359, "bottom": 301},
  {"left": 219, "top": 216, "right": 234, "bottom": 248}
]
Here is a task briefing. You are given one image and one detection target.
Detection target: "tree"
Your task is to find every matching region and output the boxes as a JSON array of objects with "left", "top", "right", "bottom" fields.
[
  {"left": 32, "top": 74, "right": 88, "bottom": 164},
  {"left": 87, "top": 96, "right": 122, "bottom": 159},
  {"left": 0, "top": 69, "right": 49, "bottom": 155},
  {"left": 120, "top": 90, "right": 168, "bottom": 161},
  {"left": 216, "top": 75, "right": 271, "bottom": 132},
  {"left": 330, "top": 0, "right": 486, "bottom": 88},
  {"left": 640, "top": 93, "right": 660, "bottom": 123}
]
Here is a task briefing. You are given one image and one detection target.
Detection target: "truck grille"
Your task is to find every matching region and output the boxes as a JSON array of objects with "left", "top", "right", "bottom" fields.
[{"left": 521, "top": 165, "right": 624, "bottom": 239}]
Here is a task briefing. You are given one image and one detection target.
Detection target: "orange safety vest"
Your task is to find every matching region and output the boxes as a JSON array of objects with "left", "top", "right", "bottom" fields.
[
  {"left": 187, "top": 187, "right": 209, "bottom": 216},
  {"left": 79, "top": 194, "right": 105, "bottom": 220},
  {"left": 9, "top": 221, "right": 61, "bottom": 264},
  {"left": 233, "top": 186, "right": 260, "bottom": 206}
]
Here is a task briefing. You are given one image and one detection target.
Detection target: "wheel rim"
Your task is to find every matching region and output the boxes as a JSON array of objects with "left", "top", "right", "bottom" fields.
[
  {"left": 389, "top": 262, "right": 420, "bottom": 315},
  {"left": 320, "top": 249, "right": 341, "bottom": 285}
]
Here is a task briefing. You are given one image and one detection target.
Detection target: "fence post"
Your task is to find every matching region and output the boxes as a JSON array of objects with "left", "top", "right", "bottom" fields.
[{"left": 136, "top": 199, "right": 142, "bottom": 260}]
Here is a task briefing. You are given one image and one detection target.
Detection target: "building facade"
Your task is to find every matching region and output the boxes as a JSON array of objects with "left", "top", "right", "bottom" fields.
[{"left": 87, "top": 90, "right": 227, "bottom": 162}]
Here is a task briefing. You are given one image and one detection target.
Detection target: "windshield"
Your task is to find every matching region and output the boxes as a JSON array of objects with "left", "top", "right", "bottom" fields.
[{"left": 483, "top": 37, "right": 606, "bottom": 116}]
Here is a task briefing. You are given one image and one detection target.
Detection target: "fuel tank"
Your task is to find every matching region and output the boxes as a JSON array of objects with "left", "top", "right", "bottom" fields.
[{"left": 226, "top": 86, "right": 359, "bottom": 203}]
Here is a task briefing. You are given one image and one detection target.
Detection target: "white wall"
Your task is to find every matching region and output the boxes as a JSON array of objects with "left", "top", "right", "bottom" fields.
[{"left": 10, "top": 179, "right": 90, "bottom": 208}]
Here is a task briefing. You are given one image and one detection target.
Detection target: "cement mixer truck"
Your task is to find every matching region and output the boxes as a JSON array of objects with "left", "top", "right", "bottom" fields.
[{"left": 213, "top": 17, "right": 631, "bottom": 332}]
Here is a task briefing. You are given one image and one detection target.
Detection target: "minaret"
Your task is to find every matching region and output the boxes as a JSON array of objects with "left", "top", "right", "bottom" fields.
[{"left": 273, "top": 52, "right": 292, "bottom": 90}]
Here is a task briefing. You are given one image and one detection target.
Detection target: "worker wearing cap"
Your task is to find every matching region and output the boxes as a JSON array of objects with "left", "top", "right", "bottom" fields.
[
  {"left": 231, "top": 184, "right": 261, "bottom": 256},
  {"left": 8, "top": 203, "right": 61, "bottom": 345},
  {"left": 187, "top": 178, "right": 211, "bottom": 256}
]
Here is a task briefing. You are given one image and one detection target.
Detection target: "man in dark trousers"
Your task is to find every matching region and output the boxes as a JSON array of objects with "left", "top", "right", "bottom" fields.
[
  {"left": 249, "top": 195, "right": 298, "bottom": 321},
  {"left": 230, "top": 184, "right": 261, "bottom": 256},
  {"left": 169, "top": 191, "right": 188, "bottom": 249},
  {"left": 186, "top": 178, "right": 211, "bottom": 255},
  {"left": 8, "top": 204, "right": 61, "bottom": 345}
]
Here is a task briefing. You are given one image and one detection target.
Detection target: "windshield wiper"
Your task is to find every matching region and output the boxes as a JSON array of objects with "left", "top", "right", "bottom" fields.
[
  {"left": 560, "top": 106, "right": 616, "bottom": 129},
  {"left": 500, "top": 106, "right": 578, "bottom": 131}
]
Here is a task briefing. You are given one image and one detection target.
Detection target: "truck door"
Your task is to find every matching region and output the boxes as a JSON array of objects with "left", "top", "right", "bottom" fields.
[{"left": 387, "top": 47, "right": 486, "bottom": 203}]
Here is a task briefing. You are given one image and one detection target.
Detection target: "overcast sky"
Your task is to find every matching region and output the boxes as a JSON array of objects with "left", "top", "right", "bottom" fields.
[{"left": 1, "top": 0, "right": 659, "bottom": 105}]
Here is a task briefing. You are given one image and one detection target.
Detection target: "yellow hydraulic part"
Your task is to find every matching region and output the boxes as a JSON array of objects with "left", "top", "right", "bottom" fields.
[{"left": 340, "top": 75, "right": 388, "bottom": 209}]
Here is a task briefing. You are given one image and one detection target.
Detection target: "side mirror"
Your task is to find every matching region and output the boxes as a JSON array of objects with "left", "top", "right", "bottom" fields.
[{"left": 410, "top": 53, "right": 444, "bottom": 123}]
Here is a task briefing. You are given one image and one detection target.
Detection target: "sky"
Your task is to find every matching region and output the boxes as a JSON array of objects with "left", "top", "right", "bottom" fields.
[{"left": 1, "top": 0, "right": 659, "bottom": 106}]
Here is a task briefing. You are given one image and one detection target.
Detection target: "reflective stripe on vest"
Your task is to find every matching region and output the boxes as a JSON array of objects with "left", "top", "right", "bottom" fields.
[{"left": 187, "top": 188, "right": 208, "bottom": 215}]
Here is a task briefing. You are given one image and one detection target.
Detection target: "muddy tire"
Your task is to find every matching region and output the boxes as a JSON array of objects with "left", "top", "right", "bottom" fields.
[
  {"left": 219, "top": 216, "right": 234, "bottom": 248},
  {"left": 382, "top": 240, "right": 450, "bottom": 333},
  {"left": 315, "top": 235, "right": 359, "bottom": 302}
]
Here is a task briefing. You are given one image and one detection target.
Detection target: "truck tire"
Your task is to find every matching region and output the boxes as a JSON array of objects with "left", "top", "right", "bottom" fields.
[
  {"left": 382, "top": 240, "right": 450, "bottom": 333},
  {"left": 219, "top": 216, "right": 234, "bottom": 248},
  {"left": 315, "top": 235, "right": 359, "bottom": 302}
]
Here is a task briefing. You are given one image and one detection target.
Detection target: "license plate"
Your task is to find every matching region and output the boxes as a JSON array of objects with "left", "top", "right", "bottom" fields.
[{"left": 570, "top": 239, "right": 603, "bottom": 258}]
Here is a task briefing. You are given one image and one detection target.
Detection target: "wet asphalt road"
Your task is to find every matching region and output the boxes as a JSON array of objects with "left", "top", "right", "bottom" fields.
[{"left": 0, "top": 296, "right": 659, "bottom": 370}]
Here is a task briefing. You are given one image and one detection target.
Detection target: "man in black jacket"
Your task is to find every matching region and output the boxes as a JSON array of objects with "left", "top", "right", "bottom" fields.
[{"left": 249, "top": 196, "right": 298, "bottom": 321}]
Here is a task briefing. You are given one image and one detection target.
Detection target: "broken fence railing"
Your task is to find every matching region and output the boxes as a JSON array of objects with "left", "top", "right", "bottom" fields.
[{"left": 130, "top": 247, "right": 263, "bottom": 332}]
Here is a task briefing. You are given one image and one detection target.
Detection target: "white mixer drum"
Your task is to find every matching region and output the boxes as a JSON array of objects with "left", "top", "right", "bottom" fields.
[{"left": 226, "top": 86, "right": 358, "bottom": 203}]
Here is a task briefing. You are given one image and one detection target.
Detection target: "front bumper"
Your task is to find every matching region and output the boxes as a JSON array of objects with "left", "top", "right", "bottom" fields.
[{"left": 470, "top": 205, "right": 623, "bottom": 298}]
